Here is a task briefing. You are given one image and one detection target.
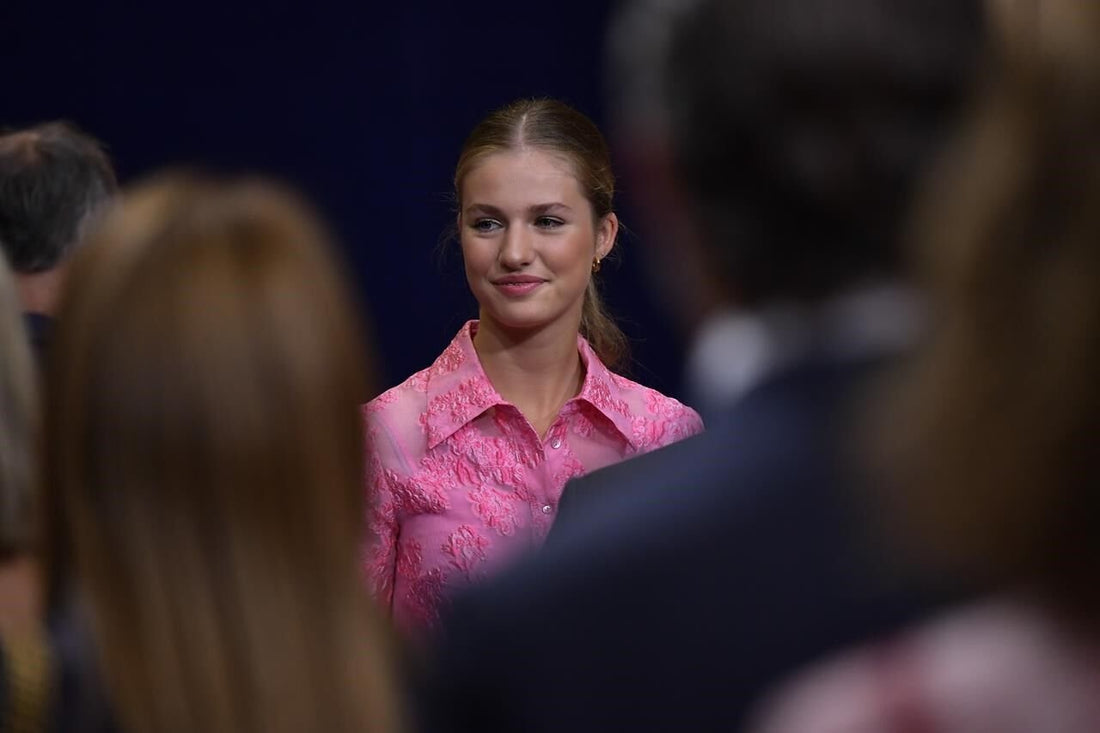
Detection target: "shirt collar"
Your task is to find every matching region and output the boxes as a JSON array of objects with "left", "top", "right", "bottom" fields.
[
  {"left": 422, "top": 320, "right": 640, "bottom": 451},
  {"left": 686, "top": 281, "right": 923, "bottom": 415},
  {"left": 422, "top": 321, "right": 508, "bottom": 450},
  {"left": 575, "top": 336, "right": 640, "bottom": 450}
]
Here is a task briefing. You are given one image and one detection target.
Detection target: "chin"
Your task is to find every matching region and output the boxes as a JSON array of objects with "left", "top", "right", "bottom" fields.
[
  {"left": 485, "top": 315, "right": 550, "bottom": 332},
  {"left": 477, "top": 293, "right": 581, "bottom": 335},
  {"left": 480, "top": 308, "right": 563, "bottom": 333}
]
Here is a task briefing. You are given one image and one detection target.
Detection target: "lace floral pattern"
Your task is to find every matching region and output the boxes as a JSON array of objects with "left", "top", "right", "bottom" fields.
[
  {"left": 364, "top": 321, "right": 704, "bottom": 635},
  {"left": 442, "top": 525, "right": 491, "bottom": 574},
  {"left": 393, "top": 538, "right": 447, "bottom": 632}
]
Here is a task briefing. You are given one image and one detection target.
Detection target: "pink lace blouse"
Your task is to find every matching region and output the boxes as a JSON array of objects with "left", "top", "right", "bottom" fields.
[{"left": 363, "top": 321, "right": 703, "bottom": 634}]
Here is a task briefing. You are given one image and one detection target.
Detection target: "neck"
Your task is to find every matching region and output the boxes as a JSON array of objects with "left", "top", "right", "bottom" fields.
[
  {"left": 473, "top": 317, "right": 585, "bottom": 438},
  {"left": 17, "top": 267, "right": 64, "bottom": 316}
]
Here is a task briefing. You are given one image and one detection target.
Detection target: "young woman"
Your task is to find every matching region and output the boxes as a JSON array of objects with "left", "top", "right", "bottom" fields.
[
  {"left": 364, "top": 98, "right": 704, "bottom": 635},
  {"left": 43, "top": 175, "right": 401, "bottom": 732}
]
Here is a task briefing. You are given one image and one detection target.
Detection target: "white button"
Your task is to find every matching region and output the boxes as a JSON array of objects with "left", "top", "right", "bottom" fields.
[
  {"left": 542, "top": 504, "right": 553, "bottom": 514},
  {"left": 551, "top": 438, "right": 562, "bottom": 449}
]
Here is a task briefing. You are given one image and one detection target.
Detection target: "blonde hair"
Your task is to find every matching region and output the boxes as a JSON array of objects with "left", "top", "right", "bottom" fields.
[
  {"left": 454, "top": 98, "right": 628, "bottom": 370},
  {"left": 42, "top": 174, "right": 400, "bottom": 732}
]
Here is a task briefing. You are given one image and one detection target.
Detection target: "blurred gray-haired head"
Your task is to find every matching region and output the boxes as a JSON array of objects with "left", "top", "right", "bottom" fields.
[{"left": 0, "top": 121, "right": 117, "bottom": 274}]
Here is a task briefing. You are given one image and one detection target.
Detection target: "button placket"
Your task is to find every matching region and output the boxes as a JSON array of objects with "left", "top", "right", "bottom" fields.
[{"left": 540, "top": 424, "right": 565, "bottom": 521}]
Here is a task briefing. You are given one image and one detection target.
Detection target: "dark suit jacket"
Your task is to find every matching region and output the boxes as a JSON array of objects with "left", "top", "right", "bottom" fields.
[{"left": 421, "top": 355, "right": 962, "bottom": 732}]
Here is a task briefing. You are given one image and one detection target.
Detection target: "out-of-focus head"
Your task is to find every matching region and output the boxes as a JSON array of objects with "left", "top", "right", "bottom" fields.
[
  {"left": 43, "top": 174, "right": 397, "bottom": 732},
  {"left": 0, "top": 250, "right": 37, "bottom": 557},
  {"left": 603, "top": 0, "right": 719, "bottom": 336},
  {"left": 453, "top": 98, "right": 628, "bottom": 369},
  {"left": 605, "top": 0, "right": 700, "bottom": 147},
  {"left": 666, "top": 0, "right": 985, "bottom": 307},
  {"left": 0, "top": 122, "right": 116, "bottom": 274},
  {"left": 883, "top": 0, "right": 1100, "bottom": 618}
]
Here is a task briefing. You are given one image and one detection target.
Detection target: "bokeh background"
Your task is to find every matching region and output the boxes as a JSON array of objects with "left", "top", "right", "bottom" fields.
[{"left": 4, "top": 0, "right": 687, "bottom": 397}]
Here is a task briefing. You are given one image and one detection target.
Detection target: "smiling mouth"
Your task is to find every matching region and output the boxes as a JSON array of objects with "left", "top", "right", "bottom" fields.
[{"left": 493, "top": 278, "right": 545, "bottom": 296}]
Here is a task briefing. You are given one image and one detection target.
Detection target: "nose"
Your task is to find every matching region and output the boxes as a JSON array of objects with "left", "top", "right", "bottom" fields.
[{"left": 498, "top": 226, "right": 534, "bottom": 269}]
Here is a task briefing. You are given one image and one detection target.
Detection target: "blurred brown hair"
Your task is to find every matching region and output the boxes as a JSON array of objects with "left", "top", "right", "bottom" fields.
[
  {"left": 42, "top": 174, "right": 400, "bottom": 732},
  {"left": 880, "top": 0, "right": 1100, "bottom": 617},
  {"left": 454, "top": 98, "right": 628, "bottom": 370},
  {"left": 0, "top": 249, "right": 37, "bottom": 557}
]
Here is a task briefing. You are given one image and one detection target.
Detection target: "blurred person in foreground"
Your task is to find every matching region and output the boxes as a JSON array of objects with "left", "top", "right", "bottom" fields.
[
  {"left": 421, "top": 0, "right": 986, "bottom": 730},
  {"left": 749, "top": 2, "right": 1100, "bottom": 730},
  {"left": 0, "top": 122, "right": 116, "bottom": 364},
  {"left": 40, "top": 175, "right": 402, "bottom": 732},
  {"left": 602, "top": 0, "right": 919, "bottom": 418},
  {"left": 0, "top": 248, "right": 40, "bottom": 637}
]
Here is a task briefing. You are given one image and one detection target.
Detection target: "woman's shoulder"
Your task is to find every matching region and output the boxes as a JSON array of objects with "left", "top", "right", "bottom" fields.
[
  {"left": 362, "top": 371, "right": 434, "bottom": 474},
  {"left": 365, "top": 323, "right": 481, "bottom": 423},
  {"left": 611, "top": 373, "right": 703, "bottom": 427},
  {"left": 363, "top": 367, "right": 432, "bottom": 424},
  {"left": 580, "top": 341, "right": 702, "bottom": 431},
  {"left": 591, "top": 372, "right": 704, "bottom": 450},
  {"left": 364, "top": 333, "right": 468, "bottom": 418},
  {"left": 363, "top": 329, "right": 486, "bottom": 468}
]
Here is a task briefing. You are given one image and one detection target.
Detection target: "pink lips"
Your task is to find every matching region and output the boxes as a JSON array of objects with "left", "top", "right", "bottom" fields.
[{"left": 492, "top": 276, "right": 546, "bottom": 297}]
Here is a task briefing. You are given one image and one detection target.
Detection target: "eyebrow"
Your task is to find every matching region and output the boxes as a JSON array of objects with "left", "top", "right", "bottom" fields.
[
  {"left": 464, "top": 202, "right": 574, "bottom": 217},
  {"left": 530, "top": 202, "right": 572, "bottom": 216}
]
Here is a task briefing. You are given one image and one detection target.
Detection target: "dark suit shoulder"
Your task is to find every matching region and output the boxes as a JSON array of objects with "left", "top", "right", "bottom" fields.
[
  {"left": 552, "top": 357, "right": 873, "bottom": 546},
  {"left": 426, "top": 357, "right": 946, "bottom": 732}
]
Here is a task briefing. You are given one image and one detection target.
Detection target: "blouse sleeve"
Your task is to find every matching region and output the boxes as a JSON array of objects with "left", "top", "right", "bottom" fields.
[{"left": 363, "top": 437, "right": 400, "bottom": 613}]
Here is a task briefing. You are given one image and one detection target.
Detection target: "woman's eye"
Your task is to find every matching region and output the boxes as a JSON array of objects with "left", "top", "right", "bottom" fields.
[
  {"left": 471, "top": 218, "right": 502, "bottom": 233},
  {"left": 535, "top": 216, "right": 564, "bottom": 229}
]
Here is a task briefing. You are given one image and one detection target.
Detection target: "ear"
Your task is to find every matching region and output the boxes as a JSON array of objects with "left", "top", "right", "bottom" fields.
[{"left": 596, "top": 212, "right": 619, "bottom": 260}]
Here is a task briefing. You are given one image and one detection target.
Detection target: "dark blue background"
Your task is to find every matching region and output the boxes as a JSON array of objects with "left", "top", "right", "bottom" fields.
[{"left": 4, "top": 1, "right": 686, "bottom": 398}]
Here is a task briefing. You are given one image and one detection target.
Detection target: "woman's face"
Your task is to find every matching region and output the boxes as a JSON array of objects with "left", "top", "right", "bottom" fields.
[{"left": 459, "top": 148, "right": 617, "bottom": 337}]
